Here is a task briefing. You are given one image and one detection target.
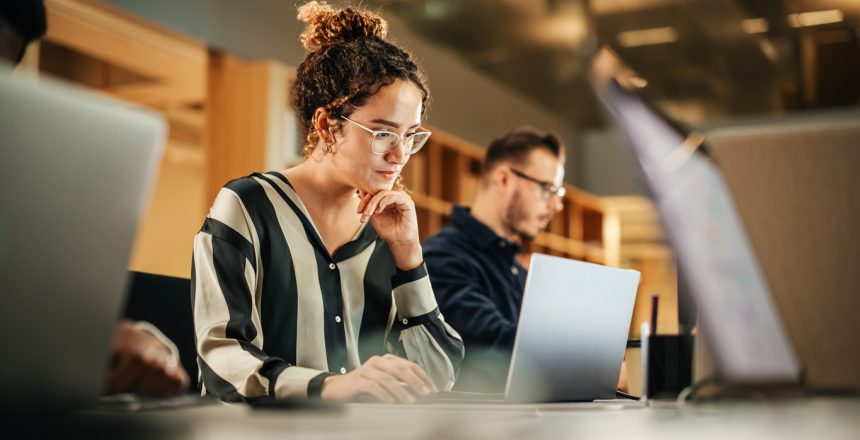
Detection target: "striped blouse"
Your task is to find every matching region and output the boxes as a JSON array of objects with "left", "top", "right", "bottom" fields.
[{"left": 191, "top": 171, "right": 464, "bottom": 401}]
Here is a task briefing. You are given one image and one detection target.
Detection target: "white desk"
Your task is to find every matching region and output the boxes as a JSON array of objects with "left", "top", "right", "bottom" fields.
[{"left": 3, "top": 397, "right": 859, "bottom": 439}]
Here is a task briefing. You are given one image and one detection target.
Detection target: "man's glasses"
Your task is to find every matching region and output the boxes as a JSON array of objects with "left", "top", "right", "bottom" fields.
[
  {"left": 341, "top": 116, "right": 432, "bottom": 155},
  {"left": 510, "top": 168, "right": 566, "bottom": 200}
]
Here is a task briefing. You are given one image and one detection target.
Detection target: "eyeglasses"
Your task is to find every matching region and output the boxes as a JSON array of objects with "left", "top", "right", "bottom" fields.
[
  {"left": 510, "top": 168, "right": 566, "bottom": 200},
  {"left": 340, "top": 116, "right": 432, "bottom": 155}
]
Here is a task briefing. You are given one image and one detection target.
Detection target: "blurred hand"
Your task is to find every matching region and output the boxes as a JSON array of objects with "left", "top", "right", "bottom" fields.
[
  {"left": 617, "top": 359, "right": 629, "bottom": 392},
  {"left": 320, "top": 354, "right": 437, "bottom": 404},
  {"left": 107, "top": 320, "right": 189, "bottom": 397},
  {"left": 357, "top": 190, "right": 423, "bottom": 270}
]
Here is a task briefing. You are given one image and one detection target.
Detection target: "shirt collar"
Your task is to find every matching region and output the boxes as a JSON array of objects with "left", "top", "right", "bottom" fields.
[{"left": 451, "top": 205, "right": 522, "bottom": 253}]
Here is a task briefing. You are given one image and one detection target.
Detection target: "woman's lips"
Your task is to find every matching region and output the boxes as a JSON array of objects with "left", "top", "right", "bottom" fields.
[{"left": 377, "top": 170, "right": 397, "bottom": 179}]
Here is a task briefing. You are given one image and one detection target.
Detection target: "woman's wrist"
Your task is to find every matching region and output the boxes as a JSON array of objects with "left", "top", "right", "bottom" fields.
[{"left": 388, "top": 240, "right": 423, "bottom": 271}]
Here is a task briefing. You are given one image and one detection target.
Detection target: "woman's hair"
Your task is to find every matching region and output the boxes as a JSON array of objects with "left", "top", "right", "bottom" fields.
[{"left": 291, "top": 1, "right": 430, "bottom": 160}]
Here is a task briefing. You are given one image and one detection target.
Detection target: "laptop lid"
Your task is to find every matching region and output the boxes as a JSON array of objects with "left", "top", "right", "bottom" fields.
[
  {"left": 505, "top": 254, "right": 640, "bottom": 403},
  {"left": 589, "top": 48, "right": 802, "bottom": 385},
  {"left": 0, "top": 65, "right": 165, "bottom": 411}
]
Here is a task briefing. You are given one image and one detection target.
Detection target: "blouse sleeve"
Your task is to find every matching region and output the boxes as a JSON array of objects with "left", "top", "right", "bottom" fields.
[{"left": 386, "top": 263, "right": 465, "bottom": 390}]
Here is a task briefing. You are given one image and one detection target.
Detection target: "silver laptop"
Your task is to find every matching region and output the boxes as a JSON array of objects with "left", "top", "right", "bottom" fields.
[
  {"left": 424, "top": 253, "right": 640, "bottom": 404},
  {"left": 0, "top": 65, "right": 165, "bottom": 411},
  {"left": 505, "top": 254, "right": 640, "bottom": 402}
]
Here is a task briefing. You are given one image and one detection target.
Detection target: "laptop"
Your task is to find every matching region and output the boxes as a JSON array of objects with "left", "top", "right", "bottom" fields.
[
  {"left": 0, "top": 64, "right": 165, "bottom": 412},
  {"left": 589, "top": 47, "right": 802, "bottom": 387},
  {"left": 423, "top": 253, "right": 640, "bottom": 404}
]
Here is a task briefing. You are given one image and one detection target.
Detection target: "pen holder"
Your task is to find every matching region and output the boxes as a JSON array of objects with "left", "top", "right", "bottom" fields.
[{"left": 642, "top": 330, "right": 693, "bottom": 400}]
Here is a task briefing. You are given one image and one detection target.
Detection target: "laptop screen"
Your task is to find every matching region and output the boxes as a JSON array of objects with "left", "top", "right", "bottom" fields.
[{"left": 590, "top": 49, "right": 801, "bottom": 384}]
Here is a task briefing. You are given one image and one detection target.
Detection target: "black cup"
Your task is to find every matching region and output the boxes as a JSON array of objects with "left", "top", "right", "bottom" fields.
[{"left": 646, "top": 334, "right": 693, "bottom": 399}]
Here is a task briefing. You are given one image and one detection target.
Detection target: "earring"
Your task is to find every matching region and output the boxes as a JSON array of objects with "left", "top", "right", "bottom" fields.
[{"left": 324, "top": 137, "right": 336, "bottom": 154}]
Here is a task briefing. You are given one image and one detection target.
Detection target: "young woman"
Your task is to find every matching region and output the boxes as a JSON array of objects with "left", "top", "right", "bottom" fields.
[{"left": 192, "top": 1, "right": 463, "bottom": 404}]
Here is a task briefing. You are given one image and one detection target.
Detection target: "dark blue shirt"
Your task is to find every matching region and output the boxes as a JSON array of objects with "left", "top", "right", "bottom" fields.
[{"left": 423, "top": 205, "right": 527, "bottom": 391}]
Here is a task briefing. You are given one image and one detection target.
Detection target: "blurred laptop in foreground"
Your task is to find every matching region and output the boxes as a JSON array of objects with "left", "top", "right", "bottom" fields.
[{"left": 0, "top": 64, "right": 166, "bottom": 411}]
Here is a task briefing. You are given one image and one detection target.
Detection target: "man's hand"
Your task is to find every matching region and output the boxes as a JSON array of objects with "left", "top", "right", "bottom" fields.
[
  {"left": 107, "top": 320, "right": 189, "bottom": 397},
  {"left": 320, "top": 354, "right": 437, "bottom": 404}
]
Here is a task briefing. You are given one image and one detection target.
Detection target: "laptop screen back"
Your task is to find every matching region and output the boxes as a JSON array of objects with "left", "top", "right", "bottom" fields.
[
  {"left": 590, "top": 49, "right": 801, "bottom": 384},
  {"left": 0, "top": 67, "right": 165, "bottom": 410},
  {"left": 506, "top": 254, "right": 640, "bottom": 402}
]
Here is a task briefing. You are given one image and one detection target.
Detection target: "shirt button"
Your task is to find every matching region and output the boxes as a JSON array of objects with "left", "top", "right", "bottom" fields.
[
  {"left": 401, "top": 318, "right": 408, "bottom": 325},
  {"left": 340, "top": 367, "right": 347, "bottom": 374},
  {"left": 335, "top": 315, "right": 342, "bottom": 323},
  {"left": 511, "top": 266, "right": 519, "bottom": 276},
  {"left": 328, "top": 263, "right": 336, "bottom": 270}
]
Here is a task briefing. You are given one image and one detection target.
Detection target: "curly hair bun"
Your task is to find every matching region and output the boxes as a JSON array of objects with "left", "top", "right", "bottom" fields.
[{"left": 297, "top": 1, "right": 388, "bottom": 52}]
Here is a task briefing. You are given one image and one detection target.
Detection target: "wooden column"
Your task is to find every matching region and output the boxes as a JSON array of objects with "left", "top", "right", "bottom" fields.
[{"left": 205, "top": 52, "right": 290, "bottom": 203}]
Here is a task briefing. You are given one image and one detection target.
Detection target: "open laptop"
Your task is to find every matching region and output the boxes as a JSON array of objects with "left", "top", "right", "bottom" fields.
[
  {"left": 0, "top": 65, "right": 165, "bottom": 412},
  {"left": 589, "top": 47, "right": 802, "bottom": 388},
  {"left": 423, "top": 253, "right": 640, "bottom": 404}
]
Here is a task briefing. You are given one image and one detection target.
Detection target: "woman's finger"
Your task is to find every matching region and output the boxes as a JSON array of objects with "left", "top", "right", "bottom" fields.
[
  {"left": 365, "top": 368, "right": 415, "bottom": 403},
  {"left": 408, "top": 362, "right": 438, "bottom": 393},
  {"left": 361, "top": 380, "right": 397, "bottom": 404},
  {"left": 374, "top": 192, "right": 406, "bottom": 214},
  {"left": 361, "top": 191, "right": 391, "bottom": 221},
  {"left": 356, "top": 191, "right": 374, "bottom": 214},
  {"left": 374, "top": 356, "right": 432, "bottom": 395}
]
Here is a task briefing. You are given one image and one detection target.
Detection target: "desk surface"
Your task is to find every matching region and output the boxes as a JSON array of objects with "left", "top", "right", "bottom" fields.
[{"left": 3, "top": 397, "right": 860, "bottom": 439}]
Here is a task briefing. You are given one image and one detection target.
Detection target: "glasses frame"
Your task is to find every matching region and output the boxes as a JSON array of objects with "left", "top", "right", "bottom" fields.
[
  {"left": 340, "top": 116, "right": 432, "bottom": 156},
  {"left": 509, "top": 168, "right": 567, "bottom": 200}
]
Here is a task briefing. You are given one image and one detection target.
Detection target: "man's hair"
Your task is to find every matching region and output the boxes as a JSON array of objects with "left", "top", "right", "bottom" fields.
[
  {"left": 0, "top": 0, "right": 47, "bottom": 64},
  {"left": 0, "top": 0, "right": 47, "bottom": 41},
  {"left": 482, "top": 127, "right": 564, "bottom": 176}
]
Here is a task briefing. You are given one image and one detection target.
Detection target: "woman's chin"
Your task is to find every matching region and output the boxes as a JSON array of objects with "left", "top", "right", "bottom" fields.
[{"left": 359, "top": 181, "right": 395, "bottom": 194}]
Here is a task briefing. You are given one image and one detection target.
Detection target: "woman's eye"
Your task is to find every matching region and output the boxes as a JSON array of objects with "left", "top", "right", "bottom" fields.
[
  {"left": 375, "top": 132, "right": 394, "bottom": 139},
  {"left": 405, "top": 132, "right": 417, "bottom": 138}
]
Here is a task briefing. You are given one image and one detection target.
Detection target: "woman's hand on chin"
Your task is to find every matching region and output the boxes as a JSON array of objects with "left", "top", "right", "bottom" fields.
[{"left": 357, "top": 190, "right": 423, "bottom": 270}]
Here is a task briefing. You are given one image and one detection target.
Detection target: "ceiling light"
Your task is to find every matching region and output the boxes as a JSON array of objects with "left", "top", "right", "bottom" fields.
[
  {"left": 788, "top": 10, "right": 844, "bottom": 28},
  {"left": 742, "top": 18, "right": 770, "bottom": 34},
  {"left": 617, "top": 27, "right": 678, "bottom": 48}
]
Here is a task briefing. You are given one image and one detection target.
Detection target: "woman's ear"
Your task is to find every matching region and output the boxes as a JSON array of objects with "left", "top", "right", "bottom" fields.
[{"left": 312, "top": 108, "right": 337, "bottom": 145}]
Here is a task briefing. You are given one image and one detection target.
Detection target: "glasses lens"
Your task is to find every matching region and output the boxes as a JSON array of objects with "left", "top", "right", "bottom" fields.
[
  {"left": 407, "top": 132, "right": 431, "bottom": 154},
  {"left": 541, "top": 184, "right": 566, "bottom": 200},
  {"left": 371, "top": 131, "right": 399, "bottom": 154},
  {"left": 371, "top": 131, "right": 431, "bottom": 155}
]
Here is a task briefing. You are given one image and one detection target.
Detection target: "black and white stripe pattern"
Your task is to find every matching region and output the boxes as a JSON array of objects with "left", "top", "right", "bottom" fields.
[{"left": 192, "top": 172, "right": 464, "bottom": 401}]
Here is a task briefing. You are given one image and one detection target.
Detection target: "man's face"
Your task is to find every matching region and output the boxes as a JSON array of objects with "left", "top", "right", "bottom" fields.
[{"left": 503, "top": 148, "right": 565, "bottom": 241}]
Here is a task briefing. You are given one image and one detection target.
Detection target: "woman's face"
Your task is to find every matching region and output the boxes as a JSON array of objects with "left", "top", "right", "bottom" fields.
[{"left": 329, "top": 79, "right": 423, "bottom": 194}]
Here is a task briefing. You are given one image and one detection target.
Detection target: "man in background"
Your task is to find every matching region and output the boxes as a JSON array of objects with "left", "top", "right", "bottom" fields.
[
  {"left": 423, "top": 127, "right": 567, "bottom": 392},
  {"left": 1, "top": 0, "right": 188, "bottom": 397}
]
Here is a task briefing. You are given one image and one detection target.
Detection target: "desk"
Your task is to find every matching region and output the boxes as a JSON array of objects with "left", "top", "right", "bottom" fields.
[{"left": 3, "top": 397, "right": 860, "bottom": 439}]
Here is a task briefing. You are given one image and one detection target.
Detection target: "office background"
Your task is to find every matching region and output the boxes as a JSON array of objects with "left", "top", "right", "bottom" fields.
[{"left": 18, "top": 0, "right": 859, "bottom": 396}]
